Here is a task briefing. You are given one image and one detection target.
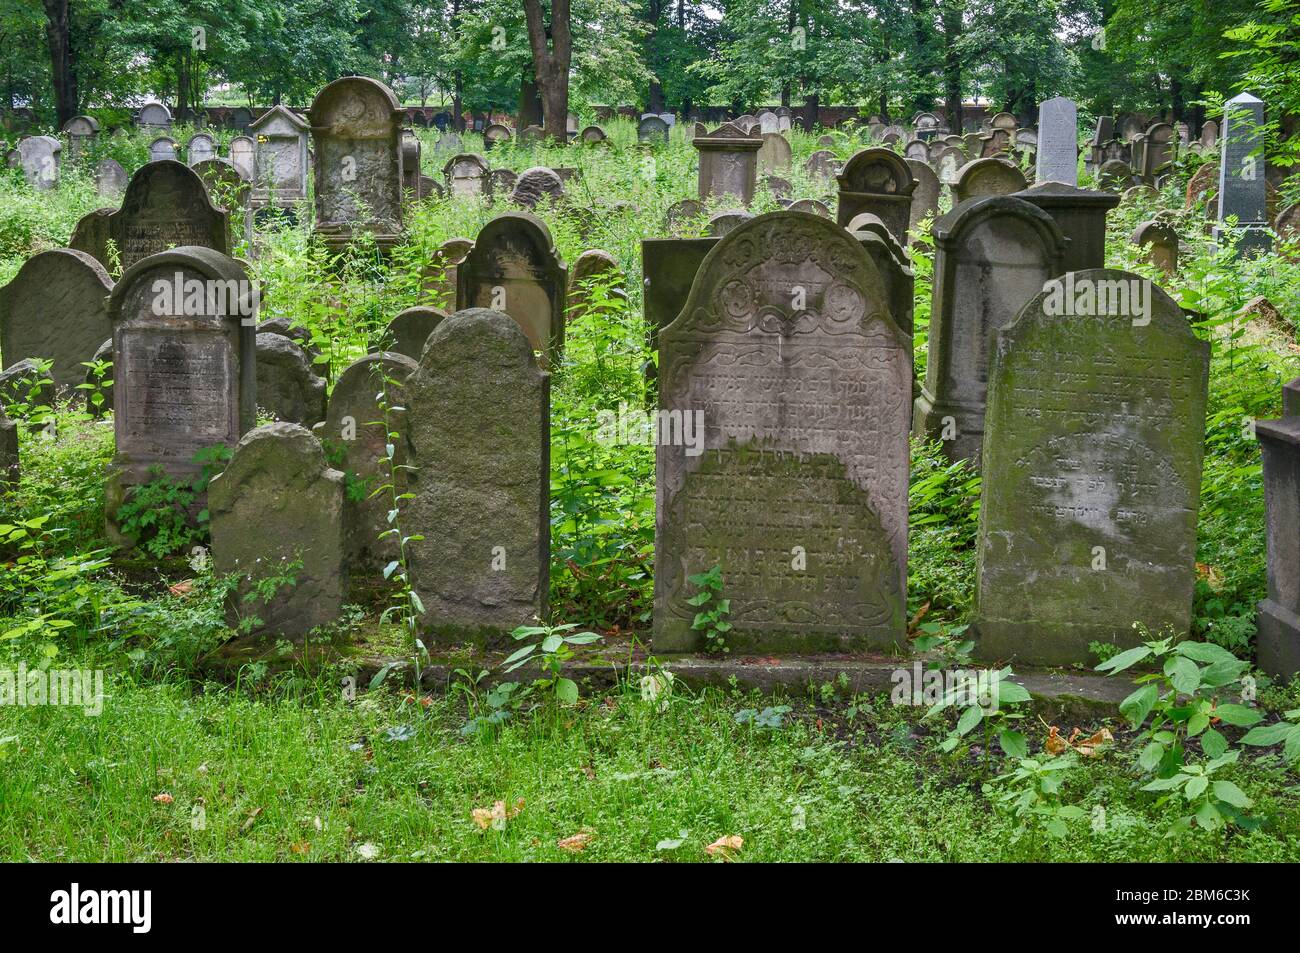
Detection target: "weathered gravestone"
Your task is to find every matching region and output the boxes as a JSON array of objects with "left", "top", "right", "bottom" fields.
[
  {"left": 249, "top": 105, "right": 310, "bottom": 208},
  {"left": 1216, "top": 92, "right": 1272, "bottom": 257},
  {"left": 137, "top": 102, "right": 172, "bottom": 130},
  {"left": 706, "top": 209, "right": 753, "bottom": 236},
  {"left": 510, "top": 166, "right": 565, "bottom": 209},
  {"left": 227, "top": 135, "right": 255, "bottom": 178},
  {"left": 951, "top": 157, "right": 1027, "bottom": 204},
  {"left": 974, "top": 269, "right": 1209, "bottom": 665},
  {"left": 804, "top": 149, "right": 839, "bottom": 182},
  {"left": 1098, "top": 158, "right": 1134, "bottom": 192},
  {"left": 835, "top": 148, "right": 916, "bottom": 247},
  {"left": 148, "top": 136, "right": 178, "bottom": 162},
  {"left": 82, "top": 161, "right": 229, "bottom": 270},
  {"left": 1201, "top": 120, "right": 1219, "bottom": 150},
  {"left": 1132, "top": 219, "right": 1180, "bottom": 275},
  {"left": 96, "top": 158, "right": 128, "bottom": 197},
  {"left": 483, "top": 123, "right": 512, "bottom": 149},
  {"left": 314, "top": 351, "right": 418, "bottom": 587},
  {"left": 638, "top": 115, "right": 670, "bottom": 143},
  {"left": 257, "top": 318, "right": 319, "bottom": 358},
  {"left": 913, "top": 196, "right": 1067, "bottom": 462},
  {"left": 68, "top": 208, "right": 114, "bottom": 263},
  {"left": 1012, "top": 180, "right": 1120, "bottom": 274},
  {"left": 186, "top": 133, "right": 217, "bottom": 165},
  {"left": 655, "top": 211, "right": 911, "bottom": 653},
  {"left": 487, "top": 168, "right": 517, "bottom": 200},
  {"left": 664, "top": 198, "right": 705, "bottom": 233},
  {"left": 0, "top": 249, "right": 113, "bottom": 391},
  {"left": 1035, "top": 96, "right": 1078, "bottom": 185},
  {"left": 757, "top": 132, "right": 792, "bottom": 172},
  {"left": 255, "top": 332, "right": 326, "bottom": 426},
  {"left": 1256, "top": 379, "right": 1300, "bottom": 681},
  {"left": 105, "top": 247, "right": 257, "bottom": 539},
  {"left": 580, "top": 125, "right": 607, "bottom": 144},
  {"left": 845, "top": 213, "right": 916, "bottom": 343},
  {"left": 905, "top": 158, "right": 941, "bottom": 240},
  {"left": 443, "top": 153, "right": 489, "bottom": 197},
  {"left": 933, "top": 146, "right": 964, "bottom": 185},
  {"left": 384, "top": 305, "right": 447, "bottom": 360},
  {"left": 192, "top": 157, "right": 252, "bottom": 238},
  {"left": 567, "top": 249, "right": 626, "bottom": 323},
  {"left": 761, "top": 175, "right": 793, "bottom": 199},
  {"left": 788, "top": 198, "right": 831, "bottom": 217},
  {"left": 456, "top": 213, "right": 566, "bottom": 367},
  {"left": 208, "top": 423, "right": 346, "bottom": 638},
  {"left": 693, "top": 122, "right": 762, "bottom": 204},
  {"left": 0, "top": 358, "right": 54, "bottom": 414},
  {"left": 62, "top": 115, "right": 98, "bottom": 162},
  {"left": 406, "top": 309, "right": 550, "bottom": 641},
  {"left": 9, "top": 136, "right": 60, "bottom": 189},
  {"left": 904, "top": 139, "right": 930, "bottom": 161},
  {"left": 1139, "top": 122, "right": 1176, "bottom": 184},
  {"left": 308, "top": 76, "right": 404, "bottom": 254}
]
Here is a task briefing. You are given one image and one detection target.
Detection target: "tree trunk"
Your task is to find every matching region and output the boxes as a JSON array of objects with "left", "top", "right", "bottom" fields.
[
  {"left": 523, "top": 0, "right": 572, "bottom": 142},
  {"left": 941, "top": 4, "right": 963, "bottom": 133},
  {"left": 519, "top": 72, "right": 544, "bottom": 127},
  {"left": 41, "top": 0, "right": 77, "bottom": 127},
  {"left": 177, "top": 49, "right": 190, "bottom": 122},
  {"left": 801, "top": 92, "right": 819, "bottom": 131}
]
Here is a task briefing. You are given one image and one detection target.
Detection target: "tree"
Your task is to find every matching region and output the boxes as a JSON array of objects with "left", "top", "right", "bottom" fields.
[
  {"left": 523, "top": 0, "right": 572, "bottom": 139},
  {"left": 41, "top": 0, "right": 76, "bottom": 125}
]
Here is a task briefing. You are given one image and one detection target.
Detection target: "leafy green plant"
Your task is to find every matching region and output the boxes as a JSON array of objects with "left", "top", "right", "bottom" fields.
[
  {"left": 983, "top": 753, "right": 1086, "bottom": 839},
  {"left": 923, "top": 666, "right": 1033, "bottom": 761},
  {"left": 686, "top": 563, "right": 732, "bottom": 654},
  {"left": 1241, "top": 707, "right": 1300, "bottom": 765},
  {"left": 734, "top": 705, "right": 792, "bottom": 730},
  {"left": 503, "top": 621, "right": 602, "bottom": 705},
  {"left": 113, "top": 445, "right": 231, "bottom": 558}
]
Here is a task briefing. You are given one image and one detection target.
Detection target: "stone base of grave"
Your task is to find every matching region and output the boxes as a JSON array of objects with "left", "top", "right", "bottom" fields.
[
  {"left": 1213, "top": 223, "right": 1273, "bottom": 258},
  {"left": 313, "top": 224, "right": 403, "bottom": 256},
  {"left": 912, "top": 389, "right": 982, "bottom": 462},
  {"left": 1257, "top": 598, "right": 1300, "bottom": 683}
]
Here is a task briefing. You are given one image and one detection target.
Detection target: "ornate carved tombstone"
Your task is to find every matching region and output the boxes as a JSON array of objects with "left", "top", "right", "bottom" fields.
[
  {"left": 913, "top": 196, "right": 1067, "bottom": 462},
  {"left": 105, "top": 247, "right": 257, "bottom": 538},
  {"left": 835, "top": 148, "right": 917, "bottom": 247},
  {"left": 655, "top": 211, "right": 911, "bottom": 653},
  {"left": 249, "top": 105, "right": 310, "bottom": 208},
  {"left": 456, "top": 212, "right": 567, "bottom": 367},
  {"left": 974, "top": 270, "right": 1209, "bottom": 665},
  {"left": 308, "top": 76, "right": 405, "bottom": 254}
]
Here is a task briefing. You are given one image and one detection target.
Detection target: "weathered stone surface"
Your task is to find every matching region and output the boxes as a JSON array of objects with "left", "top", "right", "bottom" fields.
[
  {"left": 1256, "top": 379, "right": 1300, "bottom": 680},
  {"left": 1098, "top": 158, "right": 1134, "bottom": 191},
  {"left": 384, "top": 305, "right": 447, "bottom": 359},
  {"left": 316, "top": 351, "right": 419, "bottom": 587},
  {"left": 906, "top": 158, "right": 940, "bottom": 240},
  {"left": 255, "top": 332, "right": 326, "bottom": 426},
  {"left": 951, "top": 157, "right": 1027, "bottom": 204},
  {"left": 406, "top": 309, "right": 549, "bottom": 641},
  {"left": 308, "top": 76, "right": 404, "bottom": 253},
  {"left": 1132, "top": 219, "right": 1180, "bottom": 275},
  {"left": 187, "top": 133, "right": 217, "bottom": 165},
  {"left": 1012, "top": 180, "right": 1120, "bottom": 274},
  {"left": 1238, "top": 295, "right": 1292, "bottom": 335},
  {"left": 836, "top": 148, "right": 916, "bottom": 247},
  {"left": 8, "top": 135, "right": 60, "bottom": 189},
  {"left": 845, "top": 213, "right": 916, "bottom": 338},
  {"left": 486, "top": 168, "right": 516, "bottom": 200},
  {"left": 638, "top": 116, "right": 670, "bottom": 142},
  {"left": 249, "top": 105, "right": 310, "bottom": 207},
  {"left": 137, "top": 102, "right": 172, "bottom": 129},
  {"left": 974, "top": 269, "right": 1209, "bottom": 665},
  {"left": 1216, "top": 92, "right": 1271, "bottom": 257},
  {"left": 228, "top": 135, "right": 255, "bottom": 178},
  {"left": 443, "top": 152, "right": 489, "bottom": 197},
  {"left": 655, "top": 211, "right": 910, "bottom": 653},
  {"left": 757, "top": 132, "right": 792, "bottom": 171},
  {"left": 0, "top": 407, "right": 16, "bottom": 489},
  {"left": 62, "top": 115, "right": 98, "bottom": 162},
  {"left": 693, "top": 122, "right": 761, "bottom": 204},
  {"left": 566, "top": 249, "right": 626, "bottom": 323},
  {"left": 456, "top": 213, "right": 567, "bottom": 367},
  {"left": 664, "top": 198, "right": 705, "bottom": 233},
  {"left": 788, "top": 198, "right": 830, "bottom": 217},
  {"left": 0, "top": 249, "right": 113, "bottom": 391},
  {"left": 106, "top": 247, "right": 257, "bottom": 539},
  {"left": 483, "top": 123, "right": 513, "bottom": 149},
  {"left": 510, "top": 166, "right": 564, "bottom": 209},
  {"left": 1035, "top": 96, "right": 1078, "bottom": 185},
  {"left": 400, "top": 127, "right": 422, "bottom": 198},
  {"left": 208, "top": 422, "right": 347, "bottom": 638},
  {"left": 641, "top": 236, "right": 719, "bottom": 341},
  {"left": 148, "top": 136, "right": 178, "bottom": 162},
  {"left": 914, "top": 195, "right": 1067, "bottom": 462},
  {"left": 707, "top": 209, "right": 753, "bottom": 235},
  {"left": 580, "top": 125, "right": 607, "bottom": 144},
  {"left": 95, "top": 158, "right": 128, "bottom": 197},
  {"left": 760, "top": 175, "right": 792, "bottom": 198},
  {"left": 421, "top": 237, "right": 473, "bottom": 310},
  {"left": 257, "top": 318, "right": 319, "bottom": 357},
  {"left": 804, "top": 149, "right": 839, "bottom": 181}
]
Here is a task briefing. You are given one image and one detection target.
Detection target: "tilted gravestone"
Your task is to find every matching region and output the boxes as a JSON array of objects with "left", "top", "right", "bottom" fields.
[
  {"left": 951, "top": 157, "right": 1027, "bottom": 204},
  {"left": 406, "top": 309, "right": 550, "bottom": 641},
  {"left": 255, "top": 332, "right": 326, "bottom": 427},
  {"left": 757, "top": 132, "right": 792, "bottom": 172},
  {"left": 456, "top": 212, "right": 567, "bottom": 367},
  {"left": 8, "top": 135, "right": 61, "bottom": 189},
  {"left": 1256, "top": 378, "right": 1300, "bottom": 681},
  {"left": 68, "top": 208, "right": 114, "bottom": 264},
  {"left": 186, "top": 133, "right": 217, "bottom": 165},
  {"left": 1216, "top": 92, "right": 1271, "bottom": 257},
  {"left": 974, "top": 269, "right": 1209, "bottom": 665},
  {"left": 96, "top": 158, "right": 128, "bottom": 197},
  {"left": 905, "top": 158, "right": 941, "bottom": 241},
  {"left": 1132, "top": 219, "right": 1180, "bottom": 275},
  {"left": 0, "top": 249, "right": 113, "bottom": 392},
  {"left": 1035, "top": 96, "right": 1078, "bottom": 186},
  {"left": 421, "top": 236, "right": 473, "bottom": 310},
  {"left": 228, "top": 135, "right": 255, "bottom": 178},
  {"left": 105, "top": 247, "right": 257, "bottom": 540},
  {"left": 314, "top": 351, "right": 419, "bottom": 589},
  {"left": 208, "top": 422, "right": 347, "bottom": 639},
  {"left": 692, "top": 122, "right": 762, "bottom": 204},
  {"left": 308, "top": 76, "right": 405, "bottom": 254},
  {"left": 249, "top": 105, "right": 310, "bottom": 208},
  {"left": 443, "top": 152, "right": 489, "bottom": 197},
  {"left": 384, "top": 305, "right": 447, "bottom": 360},
  {"left": 78, "top": 161, "right": 229, "bottom": 270},
  {"left": 788, "top": 198, "right": 830, "bottom": 217},
  {"left": 567, "top": 249, "right": 626, "bottom": 323},
  {"left": 655, "top": 211, "right": 911, "bottom": 653},
  {"left": 914, "top": 195, "right": 1067, "bottom": 462},
  {"left": 1098, "top": 158, "right": 1134, "bottom": 192},
  {"left": 835, "top": 148, "right": 916, "bottom": 248},
  {"left": 257, "top": 318, "right": 319, "bottom": 358}
]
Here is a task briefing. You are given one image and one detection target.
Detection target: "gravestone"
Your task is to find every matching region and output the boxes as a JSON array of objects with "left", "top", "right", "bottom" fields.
[
  {"left": 96, "top": 158, "right": 128, "bottom": 197},
  {"left": 435, "top": 132, "right": 462, "bottom": 154},
  {"left": 1139, "top": 122, "right": 1176, "bottom": 183},
  {"left": 208, "top": 423, "right": 346, "bottom": 639},
  {"left": 761, "top": 174, "right": 792, "bottom": 198},
  {"left": 187, "top": 133, "right": 217, "bottom": 165},
  {"left": 488, "top": 168, "right": 517, "bottom": 200},
  {"left": 817, "top": 134, "right": 836, "bottom": 148},
  {"left": 776, "top": 107, "right": 792, "bottom": 132},
  {"left": 483, "top": 123, "right": 512, "bottom": 149},
  {"left": 443, "top": 152, "right": 489, "bottom": 197},
  {"left": 913, "top": 195, "right": 1067, "bottom": 462},
  {"left": 1132, "top": 219, "right": 1180, "bottom": 275},
  {"left": 105, "top": 247, "right": 257, "bottom": 538},
  {"left": 231, "top": 107, "right": 254, "bottom": 132},
  {"left": 664, "top": 198, "right": 705, "bottom": 233},
  {"left": 224, "top": 134, "right": 250, "bottom": 179},
  {"left": 510, "top": 166, "right": 565, "bottom": 209},
  {"left": 192, "top": 157, "right": 252, "bottom": 228},
  {"left": 933, "top": 146, "right": 964, "bottom": 185},
  {"left": 255, "top": 332, "right": 326, "bottom": 426},
  {"left": 1256, "top": 379, "right": 1300, "bottom": 680},
  {"left": 580, "top": 125, "right": 607, "bottom": 144},
  {"left": 655, "top": 211, "right": 910, "bottom": 653},
  {"left": 0, "top": 358, "right": 54, "bottom": 413},
  {"left": 1098, "top": 159, "right": 1134, "bottom": 191},
  {"left": 974, "top": 269, "right": 1209, "bottom": 665},
  {"left": 0, "top": 408, "right": 16, "bottom": 489},
  {"left": 384, "top": 305, "right": 447, "bottom": 360},
  {"left": 845, "top": 213, "right": 916, "bottom": 340},
  {"left": 1035, "top": 96, "right": 1078, "bottom": 185},
  {"left": 421, "top": 236, "right": 474, "bottom": 309},
  {"left": 406, "top": 309, "right": 549, "bottom": 641},
  {"left": 904, "top": 139, "right": 929, "bottom": 161},
  {"left": 308, "top": 76, "right": 404, "bottom": 254},
  {"left": 991, "top": 112, "right": 1017, "bottom": 132},
  {"left": 256, "top": 318, "right": 318, "bottom": 358},
  {"left": 906, "top": 158, "right": 941, "bottom": 241},
  {"left": 0, "top": 249, "right": 113, "bottom": 391},
  {"left": 638, "top": 116, "right": 670, "bottom": 143},
  {"left": 68, "top": 207, "right": 114, "bottom": 264},
  {"left": 62, "top": 115, "right": 98, "bottom": 162},
  {"left": 706, "top": 209, "right": 752, "bottom": 236},
  {"left": 400, "top": 128, "right": 422, "bottom": 198},
  {"left": 9, "top": 136, "right": 60, "bottom": 189},
  {"left": 788, "top": 198, "right": 830, "bottom": 217},
  {"left": 567, "top": 249, "right": 626, "bottom": 323},
  {"left": 137, "top": 102, "right": 172, "bottom": 130},
  {"left": 693, "top": 122, "right": 762, "bottom": 204},
  {"left": 315, "top": 351, "right": 418, "bottom": 586},
  {"left": 757, "top": 132, "right": 792, "bottom": 171},
  {"left": 518, "top": 124, "right": 544, "bottom": 145},
  {"left": 148, "top": 136, "right": 178, "bottom": 162},
  {"left": 249, "top": 105, "right": 310, "bottom": 207},
  {"left": 1012, "top": 181, "right": 1120, "bottom": 274},
  {"left": 804, "top": 149, "right": 839, "bottom": 181},
  {"left": 92, "top": 161, "right": 229, "bottom": 269},
  {"left": 1215, "top": 92, "right": 1271, "bottom": 257},
  {"left": 456, "top": 212, "right": 567, "bottom": 367},
  {"left": 835, "top": 148, "right": 916, "bottom": 247},
  {"left": 1200, "top": 120, "right": 1219, "bottom": 150},
  {"left": 951, "top": 157, "right": 1027, "bottom": 204},
  {"left": 758, "top": 110, "right": 779, "bottom": 134}
]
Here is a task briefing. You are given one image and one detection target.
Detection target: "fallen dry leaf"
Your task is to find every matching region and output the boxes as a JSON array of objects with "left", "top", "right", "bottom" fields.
[
  {"left": 241, "top": 807, "right": 264, "bottom": 833},
  {"left": 290, "top": 841, "right": 311, "bottom": 855},
  {"left": 153, "top": 792, "right": 174, "bottom": 804},
  {"left": 705, "top": 834, "right": 743, "bottom": 860},
  {"left": 1044, "top": 725, "right": 1113, "bottom": 757},
  {"left": 472, "top": 797, "right": 525, "bottom": 831},
  {"left": 167, "top": 580, "right": 194, "bottom": 597},
  {"left": 556, "top": 829, "right": 594, "bottom": 852}
]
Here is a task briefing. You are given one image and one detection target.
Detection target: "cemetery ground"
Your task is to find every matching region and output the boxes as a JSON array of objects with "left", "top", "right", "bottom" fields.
[{"left": 3, "top": 119, "right": 1300, "bottom": 862}]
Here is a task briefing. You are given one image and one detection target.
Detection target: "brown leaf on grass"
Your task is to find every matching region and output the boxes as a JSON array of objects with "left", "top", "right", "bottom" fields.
[
  {"left": 1044, "top": 725, "right": 1113, "bottom": 757},
  {"left": 153, "top": 792, "right": 174, "bottom": 804},
  {"left": 907, "top": 600, "right": 932, "bottom": 635},
  {"left": 290, "top": 841, "right": 311, "bottom": 855},
  {"left": 557, "top": 829, "right": 594, "bottom": 852},
  {"left": 241, "top": 807, "right": 263, "bottom": 833},
  {"left": 168, "top": 580, "right": 193, "bottom": 597},
  {"left": 1195, "top": 562, "right": 1223, "bottom": 588},
  {"left": 471, "top": 797, "right": 525, "bottom": 831},
  {"left": 1044, "top": 725, "right": 1068, "bottom": 755},
  {"left": 705, "top": 835, "right": 743, "bottom": 860}
]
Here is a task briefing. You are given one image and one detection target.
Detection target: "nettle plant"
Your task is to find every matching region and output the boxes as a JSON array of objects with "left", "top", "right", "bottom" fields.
[
  {"left": 114, "top": 445, "right": 231, "bottom": 558},
  {"left": 687, "top": 563, "right": 732, "bottom": 653},
  {"left": 1097, "top": 628, "right": 1264, "bottom": 832}
]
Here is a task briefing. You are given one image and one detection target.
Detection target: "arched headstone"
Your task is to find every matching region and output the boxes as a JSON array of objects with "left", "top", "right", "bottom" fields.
[{"left": 835, "top": 147, "right": 917, "bottom": 246}]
